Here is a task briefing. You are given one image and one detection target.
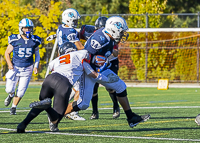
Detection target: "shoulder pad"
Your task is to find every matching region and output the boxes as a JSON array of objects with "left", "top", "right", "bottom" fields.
[{"left": 8, "top": 34, "right": 20, "bottom": 44}]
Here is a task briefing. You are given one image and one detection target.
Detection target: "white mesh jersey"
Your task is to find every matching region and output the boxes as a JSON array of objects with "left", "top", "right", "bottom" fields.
[{"left": 49, "top": 50, "right": 89, "bottom": 85}]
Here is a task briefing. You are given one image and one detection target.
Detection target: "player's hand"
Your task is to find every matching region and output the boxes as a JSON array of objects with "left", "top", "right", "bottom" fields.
[
  {"left": 8, "top": 65, "right": 14, "bottom": 70},
  {"left": 33, "top": 67, "right": 38, "bottom": 74},
  {"left": 96, "top": 59, "right": 111, "bottom": 73}
]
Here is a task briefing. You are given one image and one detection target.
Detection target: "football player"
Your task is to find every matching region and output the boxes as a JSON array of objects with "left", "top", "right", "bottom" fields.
[
  {"left": 56, "top": 8, "right": 85, "bottom": 121},
  {"left": 64, "top": 16, "right": 151, "bottom": 128},
  {"left": 4, "top": 18, "right": 41, "bottom": 115},
  {"left": 17, "top": 42, "right": 118, "bottom": 133},
  {"left": 90, "top": 17, "right": 121, "bottom": 120},
  {"left": 79, "top": 16, "right": 120, "bottom": 119}
]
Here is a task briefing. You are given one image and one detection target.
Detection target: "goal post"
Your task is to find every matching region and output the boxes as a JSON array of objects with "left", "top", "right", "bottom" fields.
[{"left": 118, "top": 28, "right": 200, "bottom": 83}]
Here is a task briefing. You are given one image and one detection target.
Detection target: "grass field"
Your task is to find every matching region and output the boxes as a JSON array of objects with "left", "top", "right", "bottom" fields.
[{"left": 0, "top": 85, "right": 200, "bottom": 143}]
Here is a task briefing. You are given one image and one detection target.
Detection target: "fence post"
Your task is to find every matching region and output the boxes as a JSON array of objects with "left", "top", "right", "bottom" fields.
[
  {"left": 197, "top": 12, "right": 200, "bottom": 83},
  {"left": 145, "top": 13, "right": 148, "bottom": 82}
]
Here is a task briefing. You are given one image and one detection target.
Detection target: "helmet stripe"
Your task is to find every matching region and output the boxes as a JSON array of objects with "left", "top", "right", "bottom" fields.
[{"left": 26, "top": 18, "right": 30, "bottom": 27}]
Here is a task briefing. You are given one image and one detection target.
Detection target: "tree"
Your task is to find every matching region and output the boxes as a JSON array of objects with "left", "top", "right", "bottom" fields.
[
  {"left": 0, "top": 0, "right": 63, "bottom": 80},
  {"left": 70, "top": 0, "right": 129, "bottom": 14}
]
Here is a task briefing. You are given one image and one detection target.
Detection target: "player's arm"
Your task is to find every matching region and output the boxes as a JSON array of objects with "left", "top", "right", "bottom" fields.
[
  {"left": 74, "top": 41, "right": 84, "bottom": 50},
  {"left": 5, "top": 44, "right": 14, "bottom": 70},
  {"left": 33, "top": 47, "right": 40, "bottom": 74}
]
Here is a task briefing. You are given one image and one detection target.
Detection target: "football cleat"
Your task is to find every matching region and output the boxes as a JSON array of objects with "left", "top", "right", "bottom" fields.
[
  {"left": 90, "top": 112, "right": 99, "bottom": 120},
  {"left": 48, "top": 117, "right": 59, "bottom": 132},
  {"left": 113, "top": 107, "right": 120, "bottom": 119},
  {"left": 127, "top": 114, "right": 151, "bottom": 128},
  {"left": 65, "top": 111, "right": 86, "bottom": 121},
  {"left": 29, "top": 98, "right": 52, "bottom": 109},
  {"left": 17, "top": 122, "right": 26, "bottom": 133},
  {"left": 195, "top": 114, "right": 200, "bottom": 125},
  {"left": 10, "top": 107, "right": 16, "bottom": 115},
  {"left": 4, "top": 94, "right": 13, "bottom": 106}
]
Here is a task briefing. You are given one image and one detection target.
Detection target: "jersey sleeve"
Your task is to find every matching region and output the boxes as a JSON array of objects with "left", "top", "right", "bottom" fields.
[{"left": 84, "top": 34, "right": 109, "bottom": 55}]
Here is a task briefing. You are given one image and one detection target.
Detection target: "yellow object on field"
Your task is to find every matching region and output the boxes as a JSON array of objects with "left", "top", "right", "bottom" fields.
[{"left": 157, "top": 79, "right": 169, "bottom": 90}]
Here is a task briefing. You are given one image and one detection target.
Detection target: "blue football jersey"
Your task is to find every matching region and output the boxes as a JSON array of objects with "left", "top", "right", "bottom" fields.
[
  {"left": 84, "top": 28, "right": 116, "bottom": 69},
  {"left": 56, "top": 24, "right": 79, "bottom": 47},
  {"left": 9, "top": 34, "right": 41, "bottom": 67},
  {"left": 84, "top": 28, "right": 115, "bottom": 57}
]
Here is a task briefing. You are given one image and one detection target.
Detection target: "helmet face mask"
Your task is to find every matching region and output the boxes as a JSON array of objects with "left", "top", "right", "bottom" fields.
[
  {"left": 105, "top": 16, "right": 129, "bottom": 43},
  {"left": 62, "top": 8, "right": 81, "bottom": 28},
  {"left": 58, "top": 42, "right": 77, "bottom": 56},
  {"left": 18, "top": 18, "right": 34, "bottom": 38}
]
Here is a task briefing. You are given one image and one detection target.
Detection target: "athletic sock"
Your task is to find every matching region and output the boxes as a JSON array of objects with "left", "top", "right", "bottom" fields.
[
  {"left": 46, "top": 107, "right": 59, "bottom": 122},
  {"left": 125, "top": 109, "right": 133, "bottom": 120},
  {"left": 109, "top": 92, "right": 119, "bottom": 110},
  {"left": 23, "top": 108, "right": 44, "bottom": 125},
  {"left": 91, "top": 95, "right": 98, "bottom": 113}
]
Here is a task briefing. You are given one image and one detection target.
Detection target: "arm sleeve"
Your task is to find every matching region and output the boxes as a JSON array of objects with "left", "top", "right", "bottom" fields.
[{"left": 34, "top": 48, "right": 40, "bottom": 68}]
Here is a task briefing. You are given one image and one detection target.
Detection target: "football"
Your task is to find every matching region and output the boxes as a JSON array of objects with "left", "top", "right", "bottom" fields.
[{"left": 92, "top": 55, "right": 106, "bottom": 67}]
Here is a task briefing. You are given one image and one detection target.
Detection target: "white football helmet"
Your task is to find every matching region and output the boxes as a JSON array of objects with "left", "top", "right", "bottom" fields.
[
  {"left": 18, "top": 18, "right": 34, "bottom": 36},
  {"left": 105, "top": 16, "right": 129, "bottom": 43},
  {"left": 62, "top": 8, "right": 81, "bottom": 28}
]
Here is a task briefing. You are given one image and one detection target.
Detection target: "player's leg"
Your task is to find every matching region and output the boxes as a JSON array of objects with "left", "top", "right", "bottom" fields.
[
  {"left": 50, "top": 73, "right": 72, "bottom": 130},
  {"left": 107, "top": 59, "right": 120, "bottom": 119},
  {"left": 17, "top": 74, "right": 54, "bottom": 133},
  {"left": 65, "top": 89, "right": 86, "bottom": 121},
  {"left": 11, "top": 75, "right": 32, "bottom": 115},
  {"left": 99, "top": 69, "right": 150, "bottom": 128},
  {"left": 106, "top": 88, "right": 120, "bottom": 119},
  {"left": 17, "top": 73, "right": 72, "bottom": 132},
  {"left": 4, "top": 77, "right": 18, "bottom": 107},
  {"left": 90, "top": 83, "right": 99, "bottom": 119},
  {"left": 64, "top": 73, "right": 95, "bottom": 114}
]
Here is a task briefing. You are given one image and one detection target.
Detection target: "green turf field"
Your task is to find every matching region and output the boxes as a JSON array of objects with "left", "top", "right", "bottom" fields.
[{"left": 0, "top": 85, "right": 200, "bottom": 143}]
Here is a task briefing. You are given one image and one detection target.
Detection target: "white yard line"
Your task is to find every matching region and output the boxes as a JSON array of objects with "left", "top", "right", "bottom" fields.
[
  {"left": 0, "top": 128, "right": 200, "bottom": 142},
  {"left": 0, "top": 106, "right": 200, "bottom": 113},
  {"left": 0, "top": 106, "right": 200, "bottom": 142}
]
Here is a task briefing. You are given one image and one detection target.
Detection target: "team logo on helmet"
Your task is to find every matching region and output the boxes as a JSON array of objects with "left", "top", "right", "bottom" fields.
[
  {"left": 68, "top": 12, "right": 75, "bottom": 18},
  {"left": 114, "top": 22, "right": 122, "bottom": 29}
]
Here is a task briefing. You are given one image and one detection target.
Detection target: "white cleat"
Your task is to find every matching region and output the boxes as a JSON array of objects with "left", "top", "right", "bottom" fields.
[{"left": 65, "top": 111, "right": 86, "bottom": 121}]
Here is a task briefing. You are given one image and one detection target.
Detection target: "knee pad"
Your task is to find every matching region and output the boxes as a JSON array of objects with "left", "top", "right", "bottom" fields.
[
  {"left": 116, "top": 89, "right": 127, "bottom": 97},
  {"left": 72, "top": 101, "right": 80, "bottom": 112}
]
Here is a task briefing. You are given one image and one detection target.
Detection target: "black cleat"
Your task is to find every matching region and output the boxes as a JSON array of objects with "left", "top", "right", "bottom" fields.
[
  {"left": 29, "top": 98, "right": 52, "bottom": 109},
  {"left": 113, "top": 107, "right": 120, "bottom": 119},
  {"left": 48, "top": 117, "right": 59, "bottom": 132},
  {"left": 90, "top": 112, "right": 99, "bottom": 120},
  {"left": 17, "top": 122, "right": 26, "bottom": 133},
  {"left": 10, "top": 107, "right": 16, "bottom": 115},
  {"left": 127, "top": 114, "right": 151, "bottom": 128},
  {"left": 4, "top": 94, "right": 13, "bottom": 106}
]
